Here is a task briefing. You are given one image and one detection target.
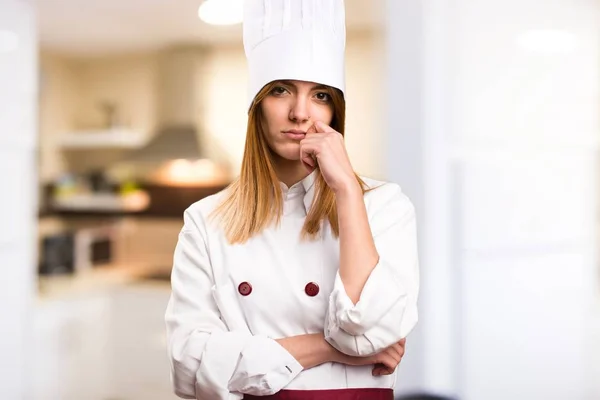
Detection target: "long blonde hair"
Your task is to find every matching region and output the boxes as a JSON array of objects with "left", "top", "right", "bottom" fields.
[{"left": 210, "top": 81, "right": 366, "bottom": 244}]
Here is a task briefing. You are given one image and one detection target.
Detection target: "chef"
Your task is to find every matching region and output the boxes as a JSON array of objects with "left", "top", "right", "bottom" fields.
[{"left": 165, "top": 1, "right": 420, "bottom": 399}]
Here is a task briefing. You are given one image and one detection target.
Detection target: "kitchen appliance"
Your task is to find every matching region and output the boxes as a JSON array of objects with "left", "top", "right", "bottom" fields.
[
  {"left": 39, "top": 224, "right": 119, "bottom": 276},
  {"left": 73, "top": 224, "right": 118, "bottom": 272},
  {"left": 117, "top": 46, "right": 231, "bottom": 187},
  {"left": 39, "top": 233, "right": 75, "bottom": 276}
]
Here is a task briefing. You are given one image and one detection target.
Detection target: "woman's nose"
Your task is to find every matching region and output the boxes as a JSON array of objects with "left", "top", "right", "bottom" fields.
[{"left": 289, "top": 98, "right": 310, "bottom": 123}]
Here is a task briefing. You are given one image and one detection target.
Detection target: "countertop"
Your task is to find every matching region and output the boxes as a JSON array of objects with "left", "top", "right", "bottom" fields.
[
  {"left": 37, "top": 263, "right": 171, "bottom": 303},
  {"left": 39, "top": 182, "right": 229, "bottom": 219}
]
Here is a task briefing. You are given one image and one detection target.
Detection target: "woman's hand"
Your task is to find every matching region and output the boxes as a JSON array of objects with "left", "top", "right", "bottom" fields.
[
  {"left": 333, "top": 339, "right": 407, "bottom": 376},
  {"left": 276, "top": 333, "right": 341, "bottom": 369},
  {"left": 299, "top": 121, "right": 358, "bottom": 194},
  {"left": 277, "top": 333, "right": 406, "bottom": 376}
]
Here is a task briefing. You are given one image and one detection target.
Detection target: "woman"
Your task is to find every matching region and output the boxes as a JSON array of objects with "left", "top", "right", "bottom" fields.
[{"left": 165, "top": 1, "right": 419, "bottom": 399}]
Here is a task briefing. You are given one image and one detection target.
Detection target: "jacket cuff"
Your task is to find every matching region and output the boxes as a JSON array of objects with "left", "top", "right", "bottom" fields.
[{"left": 228, "top": 335, "right": 303, "bottom": 396}]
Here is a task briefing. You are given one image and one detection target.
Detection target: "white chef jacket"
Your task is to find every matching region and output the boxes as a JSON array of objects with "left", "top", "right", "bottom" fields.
[{"left": 165, "top": 171, "right": 419, "bottom": 400}]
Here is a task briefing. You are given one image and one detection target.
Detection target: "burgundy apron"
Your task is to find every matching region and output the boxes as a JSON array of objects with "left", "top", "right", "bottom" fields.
[{"left": 243, "top": 388, "right": 394, "bottom": 400}]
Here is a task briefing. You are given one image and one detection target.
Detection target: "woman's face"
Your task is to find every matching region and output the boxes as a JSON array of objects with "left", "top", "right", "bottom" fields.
[{"left": 260, "top": 80, "right": 334, "bottom": 162}]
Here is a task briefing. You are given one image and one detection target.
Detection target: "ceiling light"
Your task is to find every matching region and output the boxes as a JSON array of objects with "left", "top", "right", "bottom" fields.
[
  {"left": 0, "top": 30, "right": 19, "bottom": 53},
  {"left": 198, "top": 0, "right": 243, "bottom": 26},
  {"left": 516, "top": 29, "right": 579, "bottom": 54}
]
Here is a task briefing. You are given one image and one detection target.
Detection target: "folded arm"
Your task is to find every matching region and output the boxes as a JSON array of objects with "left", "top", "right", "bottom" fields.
[{"left": 325, "top": 183, "right": 420, "bottom": 356}]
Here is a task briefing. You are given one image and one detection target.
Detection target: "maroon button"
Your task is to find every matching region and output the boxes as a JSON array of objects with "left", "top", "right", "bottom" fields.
[
  {"left": 305, "top": 282, "right": 319, "bottom": 297},
  {"left": 238, "top": 282, "right": 252, "bottom": 296}
]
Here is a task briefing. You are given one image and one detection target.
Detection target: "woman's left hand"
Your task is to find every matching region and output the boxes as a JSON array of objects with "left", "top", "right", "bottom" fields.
[
  {"left": 300, "top": 121, "right": 358, "bottom": 194},
  {"left": 333, "top": 338, "right": 407, "bottom": 376}
]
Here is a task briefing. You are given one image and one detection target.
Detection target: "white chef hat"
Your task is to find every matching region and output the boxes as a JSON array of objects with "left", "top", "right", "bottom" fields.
[{"left": 243, "top": 0, "right": 347, "bottom": 109}]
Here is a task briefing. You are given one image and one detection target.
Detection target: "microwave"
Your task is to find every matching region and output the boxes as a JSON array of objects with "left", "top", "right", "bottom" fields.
[
  {"left": 73, "top": 225, "right": 118, "bottom": 272},
  {"left": 39, "top": 224, "right": 119, "bottom": 276}
]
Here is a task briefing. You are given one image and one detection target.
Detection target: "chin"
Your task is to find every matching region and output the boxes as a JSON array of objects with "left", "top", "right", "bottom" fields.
[{"left": 272, "top": 143, "right": 301, "bottom": 162}]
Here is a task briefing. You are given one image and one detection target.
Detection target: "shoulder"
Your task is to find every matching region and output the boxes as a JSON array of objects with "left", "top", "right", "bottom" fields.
[
  {"left": 359, "top": 176, "right": 415, "bottom": 218},
  {"left": 181, "top": 186, "right": 231, "bottom": 233}
]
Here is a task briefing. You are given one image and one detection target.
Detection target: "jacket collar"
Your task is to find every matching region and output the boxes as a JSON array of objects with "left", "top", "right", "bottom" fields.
[
  {"left": 278, "top": 170, "right": 318, "bottom": 215},
  {"left": 301, "top": 170, "right": 317, "bottom": 214}
]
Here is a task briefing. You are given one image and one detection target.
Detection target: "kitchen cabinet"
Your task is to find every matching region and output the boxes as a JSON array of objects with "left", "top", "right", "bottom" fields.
[
  {"left": 32, "top": 280, "right": 178, "bottom": 400},
  {"left": 31, "top": 294, "right": 112, "bottom": 400},
  {"left": 105, "top": 282, "right": 177, "bottom": 400},
  {"left": 117, "top": 218, "right": 181, "bottom": 268}
]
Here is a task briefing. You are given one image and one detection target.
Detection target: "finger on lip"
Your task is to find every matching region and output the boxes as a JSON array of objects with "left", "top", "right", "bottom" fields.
[{"left": 307, "top": 124, "right": 318, "bottom": 134}]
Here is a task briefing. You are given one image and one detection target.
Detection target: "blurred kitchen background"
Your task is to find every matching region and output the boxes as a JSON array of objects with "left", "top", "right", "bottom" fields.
[{"left": 1, "top": 0, "right": 599, "bottom": 399}]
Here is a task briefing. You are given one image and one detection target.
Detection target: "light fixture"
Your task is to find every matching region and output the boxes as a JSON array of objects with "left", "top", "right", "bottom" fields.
[
  {"left": 151, "top": 158, "right": 229, "bottom": 187},
  {"left": 0, "top": 30, "right": 19, "bottom": 53},
  {"left": 198, "top": 0, "right": 243, "bottom": 26},
  {"left": 516, "top": 29, "right": 579, "bottom": 54}
]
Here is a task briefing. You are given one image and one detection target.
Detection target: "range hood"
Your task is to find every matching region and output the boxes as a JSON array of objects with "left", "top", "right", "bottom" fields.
[
  {"left": 126, "top": 46, "right": 205, "bottom": 163},
  {"left": 117, "top": 46, "right": 231, "bottom": 186},
  {"left": 124, "top": 126, "right": 201, "bottom": 163}
]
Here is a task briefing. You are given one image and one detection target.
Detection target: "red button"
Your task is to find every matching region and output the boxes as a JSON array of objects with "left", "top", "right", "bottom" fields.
[
  {"left": 238, "top": 282, "right": 252, "bottom": 296},
  {"left": 305, "top": 282, "right": 319, "bottom": 297}
]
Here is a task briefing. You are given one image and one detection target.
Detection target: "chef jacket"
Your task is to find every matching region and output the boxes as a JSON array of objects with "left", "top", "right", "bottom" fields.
[{"left": 165, "top": 171, "right": 419, "bottom": 399}]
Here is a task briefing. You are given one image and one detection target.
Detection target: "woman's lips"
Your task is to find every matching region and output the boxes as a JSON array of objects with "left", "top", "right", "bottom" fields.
[{"left": 283, "top": 130, "right": 306, "bottom": 140}]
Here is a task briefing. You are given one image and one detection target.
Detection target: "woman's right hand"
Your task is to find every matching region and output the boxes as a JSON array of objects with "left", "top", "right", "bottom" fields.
[{"left": 332, "top": 339, "right": 407, "bottom": 376}]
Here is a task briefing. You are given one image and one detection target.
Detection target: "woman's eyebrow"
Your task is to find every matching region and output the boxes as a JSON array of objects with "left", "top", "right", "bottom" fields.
[
  {"left": 278, "top": 80, "right": 296, "bottom": 88},
  {"left": 278, "top": 80, "right": 328, "bottom": 91}
]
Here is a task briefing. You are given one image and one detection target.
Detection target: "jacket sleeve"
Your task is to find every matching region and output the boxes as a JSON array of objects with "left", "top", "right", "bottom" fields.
[
  {"left": 324, "top": 184, "right": 420, "bottom": 357},
  {"left": 165, "top": 209, "right": 303, "bottom": 400}
]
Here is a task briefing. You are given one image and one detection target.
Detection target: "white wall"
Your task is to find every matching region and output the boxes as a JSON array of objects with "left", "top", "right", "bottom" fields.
[
  {"left": 386, "top": 0, "right": 600, "bottom": 398},
  {"left": 39, "top": 53, "right": 78, "bottom": 182},
  {"left": 384, "top": 0, "right": 454, "bottom": 394},
  {"left": 73, "top": 53, "right": 159, "bottom": 134},
  {"left": 0, "top": 1, "right": 38, "bottom": 398}
]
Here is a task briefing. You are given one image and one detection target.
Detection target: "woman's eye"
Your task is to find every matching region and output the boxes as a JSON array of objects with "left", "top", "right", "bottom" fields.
[
  {"left": 315, "top": 92, "right": 330, "bottom": 101},
  {"left": 271, "top": 86, "right": 288, "bottom": 95}
]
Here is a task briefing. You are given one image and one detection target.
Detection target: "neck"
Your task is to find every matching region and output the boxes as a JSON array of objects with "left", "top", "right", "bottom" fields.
[{"left": 273, "top": 156, "right": 311, "bottom": 188}]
